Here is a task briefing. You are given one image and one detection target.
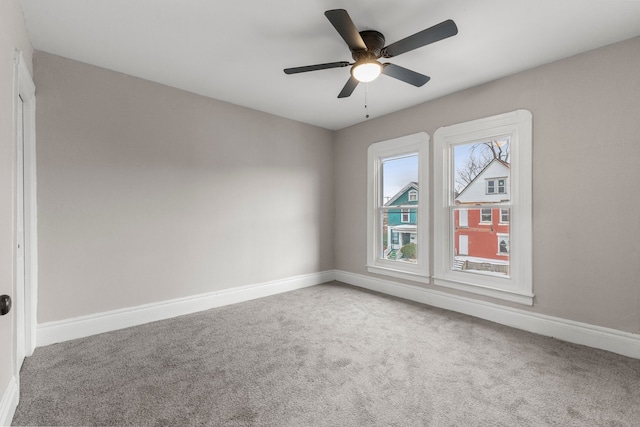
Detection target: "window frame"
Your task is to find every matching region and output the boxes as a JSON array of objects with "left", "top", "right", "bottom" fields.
[
  {"left": 401, "top": 209, "right": 410, "bottom": 223},
  {"left": 498, "top": 178, "right": 506, "bottom": 194},
  {"left": 497, "top": 233, "right": 509, "bottom": 255},
  {"left": 480, "top": 208, "right": 492, "bottom": 224},
  {"left": 367, "top": 132, "right": 429, "bottom": 283},
  {"left": 500, "top": 208, "right": 510, "bottom": 224},
  {"left": 433, "top": 110, "right": 533, "bottom": 305},
  {"left": 486, "top": 179, "right": 496, "bottom": 194}
]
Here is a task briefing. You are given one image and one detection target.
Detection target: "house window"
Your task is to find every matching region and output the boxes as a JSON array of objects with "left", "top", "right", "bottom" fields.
[
  {"left": 487, "top": 180, "right": 495, "bottom": 194},
  {"left": 480, "top": 208, "right": 492, "bottom": 223},
  {"left": 458, "top": 209, "right": 468, "bottom": 227},
  {"left": 498, "top": 179, "right": 506, "bottom": 193},
  {"left": 497, "top": 234, "right": 509, "bottom": 254},
  {"left": 487, "top": 178, "right": 507, "bottom": 194},
  {"left": 500, "top": 208, "right": 510, "bottom": 223},
  {"left": 367, "top": 132, "right": 429, "bottom": 282},
  {"left": 433, "top": 110, "right": 533, "bottom": 305},
  {"left": 391, "top": 231, "right": 399, "bottom": 245}
]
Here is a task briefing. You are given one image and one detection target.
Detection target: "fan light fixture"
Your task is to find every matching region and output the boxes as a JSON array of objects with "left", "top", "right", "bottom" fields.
[
  {"left": 352, "top": 60, "right": 382, "bottom": 82},
  {"left": 283, "top": 9, "right": 458, "bottom": 98}
]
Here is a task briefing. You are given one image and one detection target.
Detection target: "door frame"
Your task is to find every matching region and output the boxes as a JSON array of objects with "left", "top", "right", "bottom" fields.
[{"left": 13, "top": 50, "right": 37, "bottom": 373}]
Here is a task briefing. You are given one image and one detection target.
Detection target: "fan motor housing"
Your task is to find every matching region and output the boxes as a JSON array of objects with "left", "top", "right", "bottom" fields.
[{"left": 353, "top": 30, "right": 385, "bottom": 58}]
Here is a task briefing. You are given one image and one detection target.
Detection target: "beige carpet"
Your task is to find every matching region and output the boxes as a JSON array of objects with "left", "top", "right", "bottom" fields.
[{"left": 12, "top": 282, "right": 640, "bottom": 426}]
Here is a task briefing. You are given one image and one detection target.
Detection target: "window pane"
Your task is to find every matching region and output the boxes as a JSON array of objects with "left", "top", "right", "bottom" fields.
[
  {"left": 382, "top": 154, "right": 418, "bottom": 204},
  {"left": 381, "top": 209, "right": 418, "bottom": 263},
  {"left": 481, "top": 208, "right": 492, "bottom": 223},
  {"left": 380, "top": 154, "right": 419, "bottom": 264},
  {"left": 500, "top": 208, "right": 510, "bottom": 223},
  {"left": 453, "top": 138, "right": 510, "bottom": 205},
  {"left": 452, "top": 208, "right": 510, "bottom": 277}
]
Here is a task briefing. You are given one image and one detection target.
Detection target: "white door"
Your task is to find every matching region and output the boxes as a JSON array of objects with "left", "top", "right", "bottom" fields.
[
  {"left": 16, "top": 95, "right": 26, "bottom": 369},
  {"left": 459, "top": 235, "right": 469, "bottom": 256}
]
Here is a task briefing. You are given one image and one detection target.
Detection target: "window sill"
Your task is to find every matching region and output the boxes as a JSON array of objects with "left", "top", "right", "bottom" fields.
[
  {"left": 367, "top": 265, "right": 430, "bottom": 284},
  {"left": 433, "top": 276, "right": 534, "bottom": 306}
]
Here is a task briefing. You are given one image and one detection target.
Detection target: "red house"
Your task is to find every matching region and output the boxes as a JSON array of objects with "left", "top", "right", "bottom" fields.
[{"left": 453, "top": 159, "right": 510, "bottom": 274}]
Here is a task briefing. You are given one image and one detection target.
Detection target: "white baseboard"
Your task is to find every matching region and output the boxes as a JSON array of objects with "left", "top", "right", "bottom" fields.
[
  {"left": 35, "top": 269, "right": 640, "bottom": 359},
  {"left": 37, "top": 270, "right": 334, "bottom": 347},
  {"left": 334, "top": 270, "right": 640, "bottom": 359},
  {"left": 0, "top": 376, "right": 18, "bottom": 427}
]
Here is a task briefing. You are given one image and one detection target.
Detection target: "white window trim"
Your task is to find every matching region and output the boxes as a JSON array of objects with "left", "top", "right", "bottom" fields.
[
  {"left": 367, "top": 132, "right": 429, "bottom": 283},
  {"left": 401, "top": 209, "right": 410, "bottom": 223},
  {"left": 458, "top": 208, "right": 468, "bottom": 228},
  {"left": 408, "top": 190, "right": 418, "bottom": 201},
  {"left": 497, "top": 233, "right": 509, "bottom": 255},
  {"left": 433, "top": 110, "right": 533, "bottom": 305},
  {"left": 486, "top": 179, "right": 496, "bottom": 194},
  {"left": 480, "top": 208, "right": 492, "bottom": 224},
  {"left": 497, "top": 178, "right": 506, "bottom": 194},
  {"left": 500, "top": 208, "right": 510, "bottom": 224}
]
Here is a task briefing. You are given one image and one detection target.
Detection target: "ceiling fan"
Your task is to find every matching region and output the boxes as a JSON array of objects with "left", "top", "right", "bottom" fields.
[{"left": 284, "top": 9, "right": 458, "bottom": 98}]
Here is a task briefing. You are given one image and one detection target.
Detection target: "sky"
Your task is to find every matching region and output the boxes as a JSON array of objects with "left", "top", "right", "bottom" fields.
[
  {"left": 383, "top": 154, "right": 418, "bottom": 201},
  {"left": 382, "top": 137, "right": 510, "bottom": 200}
]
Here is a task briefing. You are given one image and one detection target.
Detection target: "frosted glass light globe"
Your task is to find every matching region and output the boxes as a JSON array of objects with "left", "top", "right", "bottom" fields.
[{"left": 352, "top": 61, "right": 382, "bottom": 82}]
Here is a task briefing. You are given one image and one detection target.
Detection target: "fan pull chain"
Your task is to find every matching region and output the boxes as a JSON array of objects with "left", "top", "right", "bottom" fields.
[{"left": 365, "top": 83, "right": 370, "bottom": 119}]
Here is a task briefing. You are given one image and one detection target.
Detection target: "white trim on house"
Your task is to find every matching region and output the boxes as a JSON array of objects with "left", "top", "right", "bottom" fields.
[
  {"left": 37, "top": 271, "right": 334, "bottom": 347},
  {"left": 334, "top": 270, "right": 640, "bottom": 359},
  {"left": 0, "top": 376, "right": 18, "bottom": 427}
]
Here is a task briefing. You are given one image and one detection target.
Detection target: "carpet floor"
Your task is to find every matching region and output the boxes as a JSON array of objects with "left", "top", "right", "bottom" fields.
[{"left": 12, "top": 281, "right": 640, "bottom": 426}]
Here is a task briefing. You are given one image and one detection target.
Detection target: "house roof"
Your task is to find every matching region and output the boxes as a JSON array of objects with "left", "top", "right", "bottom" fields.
[
  {"left": 385, "top": 182, "right": 418, "bottom": 206},
  {"left": 455, "top": 158, "right": 510, "bottom": 201}
]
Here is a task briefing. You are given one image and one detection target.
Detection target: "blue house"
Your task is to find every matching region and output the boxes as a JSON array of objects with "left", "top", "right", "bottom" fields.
[{"left": 384, "top": 182, "right": 418, "bottom": 261}]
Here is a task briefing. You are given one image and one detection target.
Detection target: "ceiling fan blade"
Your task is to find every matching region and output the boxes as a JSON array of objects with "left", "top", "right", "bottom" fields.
[
  {"left": 284, "top": 61, "right": 350, "bottom": 74},
  {"left": 381, "top": 19, "right": 458, "bottom": 58},
  {"left": 338, "top": 76, "right": 359, "bottom": 98},
  {"left": 325, "top": 9, "right": 367, "bottom": 51},
  {"left": 382, "top": 63, "right": 430, "bottom": 87}
]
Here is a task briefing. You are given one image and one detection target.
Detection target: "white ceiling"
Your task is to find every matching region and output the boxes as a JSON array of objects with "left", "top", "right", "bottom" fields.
[{"left": 18, "top": 0, "right": 640, "bottom": 130}]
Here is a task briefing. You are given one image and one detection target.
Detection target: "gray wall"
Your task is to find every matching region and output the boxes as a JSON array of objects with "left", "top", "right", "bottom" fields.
[
  {"left": 1, "top": 0, "right": 33, "bottom": 407},
  {"left": 27, "top": 33, "right": 640, "bottom": 336},
  {"left": 34, "top": 52, "right": 334, "bottom": 323},
  {"left": 334, "top": 36, "right": 640, "bottom": 335}
]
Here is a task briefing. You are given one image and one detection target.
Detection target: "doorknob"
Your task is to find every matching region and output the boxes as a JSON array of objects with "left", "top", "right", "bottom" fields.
[{"left": 0, "top": 295, "right": 11, "bottom": 316}]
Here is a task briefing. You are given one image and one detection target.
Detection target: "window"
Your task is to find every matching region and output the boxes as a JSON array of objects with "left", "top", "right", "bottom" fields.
[
  {"left": 367, "top": 132, "right": 429, "bottom": 282},
  {"left": 498, "top": 179, "right": 506, "bottom": 194},
  {"left": 480, "top": 208, "right": 492, "bottom": 223},
  {"left": 500, "top": 208, "right": 510, "bottom": 224},
  {"left": 486, "top": 178, "right": 507, "bottom": 194},
  {"left": 458, "top": 209, "right": 468, "bottom": 227},
  {"left": 391, "top": 232, "right": 399, "bottom": 245},
  {"left": 487, "top": 180, "right": 495, "bottom": 194},
  {"left": 497, "top": 234, "right": 509, "bottom": 254},
  {"left": 433, "top": 110, "right": 533, "bottom": 305}
]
